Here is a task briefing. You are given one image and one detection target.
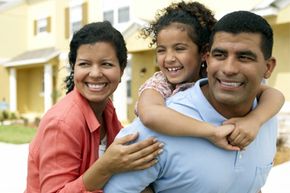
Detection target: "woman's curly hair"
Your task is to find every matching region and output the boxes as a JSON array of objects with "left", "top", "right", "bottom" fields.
[{"left": 140, "top": 1, "right": 216, "bottom": 53}]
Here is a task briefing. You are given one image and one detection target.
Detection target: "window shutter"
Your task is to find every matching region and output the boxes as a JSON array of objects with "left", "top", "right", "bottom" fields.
[
  {"left": 65, "top": 7, "right": 70, "bottom": 39},
  {"left": 46, "top": 16, "right": 51, "bottom": 32},
  {"left": 33, "top": 20, "right": 37, "bottom": 35},
  {"left": 82, "top": 2, "right": 88, "bottom": 26}
]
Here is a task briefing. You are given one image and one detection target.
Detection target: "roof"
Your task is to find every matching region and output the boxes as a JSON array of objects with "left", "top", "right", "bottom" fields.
[
  {"left": 4, "top": 47, "right": 60, "bottom": 67},
  {"left": 0, "top": 0, "right": 23, "bottom": 12},
  {"left": 122, "top": 22, "right": 142, "bottom": 40},
  {"left": 251, "top": 0, "right": 290, "bottom": 16}
]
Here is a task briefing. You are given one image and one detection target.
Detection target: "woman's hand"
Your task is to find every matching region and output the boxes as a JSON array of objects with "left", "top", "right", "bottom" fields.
[
  {"left": 83, "top": 132, "right": 163, "bottom": 191},
  {"left": 101, "top": 132, "right": 164, "bottom": 174}
]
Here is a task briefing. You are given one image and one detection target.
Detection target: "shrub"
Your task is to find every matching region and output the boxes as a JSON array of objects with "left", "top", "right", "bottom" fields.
[
  {"left": 10, "top": 112, "right": 18, "bottom": 120},
  {"left": 0, "top": 112, "right": 3, "bottom": 123},
  {"left": 34, "top": 117, "right": 41, "bottom": 127},
  {"left": 2, "top": 110, "right": 9, "bottom": 119},
  {"left": 277, "top": 136, "right": 286, "bottom": 150}
]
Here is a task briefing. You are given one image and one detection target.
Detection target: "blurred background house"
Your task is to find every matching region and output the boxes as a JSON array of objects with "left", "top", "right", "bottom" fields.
[{"left": 0, "top": 0, "right": 289, "bottom": 129}]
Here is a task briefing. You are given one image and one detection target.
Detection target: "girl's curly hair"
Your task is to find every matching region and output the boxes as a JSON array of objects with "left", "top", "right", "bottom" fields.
[{"left": 140, "top": 1, "right": 216, "bottom": 53}]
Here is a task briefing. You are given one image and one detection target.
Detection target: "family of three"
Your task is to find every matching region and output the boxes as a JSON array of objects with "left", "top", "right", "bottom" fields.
[{"left": 25, "top": 1, "right": 284, "bottom": 193}]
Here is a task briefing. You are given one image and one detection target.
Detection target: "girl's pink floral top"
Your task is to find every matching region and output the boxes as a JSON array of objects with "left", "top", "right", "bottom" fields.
[{"left": 135, "top": 71, "right": 195, "bottom": 115}]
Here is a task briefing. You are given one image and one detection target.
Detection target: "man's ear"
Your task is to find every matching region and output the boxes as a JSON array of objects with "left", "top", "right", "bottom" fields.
[{"left": 264, "top": 57, "right": 276, "bottom": 79}]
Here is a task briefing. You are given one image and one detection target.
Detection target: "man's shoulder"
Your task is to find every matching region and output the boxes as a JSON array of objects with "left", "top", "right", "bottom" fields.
[
  {"left": 117, "top": 118, "right": 158, "bottom": 140},
  {"left": 166, "top": 83, "right": 195, "bottom": 103},
  {"left": 166, "top": 79, "right": 207, "bottom": 107}
]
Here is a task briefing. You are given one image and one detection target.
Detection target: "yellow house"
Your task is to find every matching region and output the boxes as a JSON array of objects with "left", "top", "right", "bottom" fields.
[
  {"left": 0, "top": 0, "right": 289, "bottom": 123},
  {"left": 0, "top": 0, "right": 100, "bottom": 121},
  {"left": 256, "top": 0, "right": 290, "bottom": 114}
]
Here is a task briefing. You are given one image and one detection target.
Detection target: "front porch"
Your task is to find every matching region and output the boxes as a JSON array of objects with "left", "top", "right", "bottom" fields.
[{"left": 3, "top": 47, "right": 61, "bottom": 120}]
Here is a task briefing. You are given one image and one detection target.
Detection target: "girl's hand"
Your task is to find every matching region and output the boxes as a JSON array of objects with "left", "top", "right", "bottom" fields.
[
  {"left": 100, "top": 132, "right": 164, "bottom": 175},
  {"left": 224, "top": 117, "right": 261, "bottom": 150},
  {"left": 207, "top": 124, "right": 240, "bottom": 151}
]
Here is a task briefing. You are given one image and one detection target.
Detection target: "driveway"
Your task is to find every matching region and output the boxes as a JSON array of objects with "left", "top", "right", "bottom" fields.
[
  {"left": 0, "top": 142, "right": 28, "bottom": 193},
  {"left": 262, "top": 161, "right": 290, "bottom": 193}
]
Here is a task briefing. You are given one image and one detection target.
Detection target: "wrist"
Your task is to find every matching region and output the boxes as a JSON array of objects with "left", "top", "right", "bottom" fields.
[
  {"left": 83, "top": 158, "right": 112, "bottom": 191},
  {"left": 201, "top": 123, "right": 217, "bottom": 139},
  {"left": 245, "top": 113, "right": 265, "bottom": 127},
  {"left": 97, "top": 156, "right": 114, "bottom": 177}
]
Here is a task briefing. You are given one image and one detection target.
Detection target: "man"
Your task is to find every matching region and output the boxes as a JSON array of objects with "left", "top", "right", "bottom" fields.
[{"left": 104, "top": 11, "right": 277, "bottom": 193}]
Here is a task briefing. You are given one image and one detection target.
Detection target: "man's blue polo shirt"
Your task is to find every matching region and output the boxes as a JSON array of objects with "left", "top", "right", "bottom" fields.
[{"left": 104, "top": 79, "right": 277, "bottom": 193}]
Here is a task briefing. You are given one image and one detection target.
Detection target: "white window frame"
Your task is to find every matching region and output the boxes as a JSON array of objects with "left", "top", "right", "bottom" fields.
[
  {"left": 37, "top": 17, "right": 48, "bottom": 34},
  {"left": 69, "top": 0, "right": 83, "bottom": 35},
  {"left": 118, "top": 6, "right": 130, "bottom": 23},
  {"left": 102, "top": 0, "right": 132, "bottom": 30},
  {"left": 103, "top": 10, "right": 114, "bottom": 24},
  {"left": 70, "top": 5, "right": 83, "bottom": 34}
]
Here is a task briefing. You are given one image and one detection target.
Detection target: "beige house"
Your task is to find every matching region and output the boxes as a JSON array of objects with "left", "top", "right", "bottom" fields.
[
  {"left": 0, "top": 0, "right": 289, "bottom": 123},
  {"left": 0, "top": 0, "right": 100, "bottom": 120}
]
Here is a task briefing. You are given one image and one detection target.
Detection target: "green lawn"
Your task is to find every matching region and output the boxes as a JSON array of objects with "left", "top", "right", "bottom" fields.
[{"left": 0, "top": 124, "right": 36, "bottom": 144}]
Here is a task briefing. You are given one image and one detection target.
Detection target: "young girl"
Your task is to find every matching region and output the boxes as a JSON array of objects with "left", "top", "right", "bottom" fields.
[{"left": 137, "top": 1, "right": 284, "bottom": 150}]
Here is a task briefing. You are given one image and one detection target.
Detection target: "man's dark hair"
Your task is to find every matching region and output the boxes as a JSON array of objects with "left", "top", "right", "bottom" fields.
[{"left": 209, "top": 11, "right": 273, "bottom": 59}]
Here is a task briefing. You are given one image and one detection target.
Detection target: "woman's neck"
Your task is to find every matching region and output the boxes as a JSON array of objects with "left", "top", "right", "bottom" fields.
[{"left": 89, "top": 100, "right": 108, "bottom": 117}]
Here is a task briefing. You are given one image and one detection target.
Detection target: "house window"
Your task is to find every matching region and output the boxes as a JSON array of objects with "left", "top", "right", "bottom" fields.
[
  {"left": 34, "top": 17, "right": 51, "bottom": 35},
  {"left": 70, "top": 5, "right": 83, "bottom": 33},
  {"left": 125, "top": 60, "right": 132, "bottom": 99},
  {"left": 126, "top": 79, "right": 131, "bottom": 98},
  {"left": 118, "top": 6, "right": 129, "bottom": 23},
  {"left": 103, "top": 10, "right": 114, "bottom": 24},
  {"left": 37, "top": 18, "right": 47, "bottom": 33},
  {"left": 65, "top": 1, "right": 88, "bottom": 39}
]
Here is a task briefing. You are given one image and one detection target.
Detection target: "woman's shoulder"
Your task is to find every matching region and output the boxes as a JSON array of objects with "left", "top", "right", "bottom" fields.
[{"left": 41, "top": 94, "right": 87, "bottom": 129}]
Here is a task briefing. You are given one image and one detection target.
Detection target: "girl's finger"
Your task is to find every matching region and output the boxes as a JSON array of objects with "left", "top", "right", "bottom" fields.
[
  {"left": 239, "top": 138, "right": 250, "bottom": 149},
  {"left": 228, "top": 129, "right": 239, "bottom": 142},
  {"left": 231, "top": 134, "right": 244, "bottom": 146}
]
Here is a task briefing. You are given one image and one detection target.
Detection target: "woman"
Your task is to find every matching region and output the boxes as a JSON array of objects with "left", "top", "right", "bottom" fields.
[{"left": 25, "top": 21, "right": 163, "bottom": 193}]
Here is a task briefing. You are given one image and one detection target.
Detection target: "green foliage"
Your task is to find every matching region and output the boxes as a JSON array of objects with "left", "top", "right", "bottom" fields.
[
  {"left": 0, "top": 125, "right": 36, "bottom": 144},
  {"left": 0, "top": 112, "right": 3, "bottom": 122},
  {"left": 0, "top": 110, "right": 19, "bottom": 121},
  {"left": 2, "top": 110, "right": 9, "bottom": 119},
  {"left": 10, "top": 112, "right": 17, "bottom": 120}
]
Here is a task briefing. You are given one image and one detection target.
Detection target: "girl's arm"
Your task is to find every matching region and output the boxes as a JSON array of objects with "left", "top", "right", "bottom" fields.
[
  {"left": 137, "top": 88, "right": 239, "bottom": 151},
  {"left": 226, "top": 85, "right": 285, "bottom": 149}
]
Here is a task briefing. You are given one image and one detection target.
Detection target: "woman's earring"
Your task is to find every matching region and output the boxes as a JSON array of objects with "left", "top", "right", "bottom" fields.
[
  {"left": 68, "top": 71, "right": 74, "bottom": 86},
  {"left": 69, "top": 71, "right": 74, "bottom": 81},
  {"left": 200, "top": 62, "right": 207, "bottom": 78}
]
